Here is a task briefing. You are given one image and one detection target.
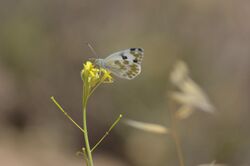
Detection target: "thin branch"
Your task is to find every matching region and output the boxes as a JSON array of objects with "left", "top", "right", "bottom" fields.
[
  {"left": 88, "top": 76, "right": 109, "bottom": 98},
  {"left": 91, "top": 114, "right": 123, "bottom": 152},
  {"left": 89, "top": 81, "right": 102, "bottom": 97},
  {"left": 50, "top": 96, "right": 85, "bottom": 133}
]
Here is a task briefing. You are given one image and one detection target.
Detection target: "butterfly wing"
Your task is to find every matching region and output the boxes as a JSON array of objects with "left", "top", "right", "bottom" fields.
[{"left": 104, "top": 48, "right": 144, "bottom": 80}]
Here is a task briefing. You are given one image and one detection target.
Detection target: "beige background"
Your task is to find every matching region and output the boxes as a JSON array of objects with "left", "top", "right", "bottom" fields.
[{"left": 0, "top": 0, "right": 249, "bottom": 165}]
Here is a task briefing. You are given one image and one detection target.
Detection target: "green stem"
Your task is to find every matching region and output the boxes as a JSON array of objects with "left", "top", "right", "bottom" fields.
[
  {"left": 88, "top": 77, "right": 107, "bottom": 98},
  {"left": 82, "top": 83, "right": 94, "bottom": 166},
  {"left": 91, "top": 114, "right": 123, "bottom": 152},
  {"left": 50, "top": 96, "right": 85, "bottom": 133},
  {"left": 89, "top": 81, "right": 102, "bottom": 97}
]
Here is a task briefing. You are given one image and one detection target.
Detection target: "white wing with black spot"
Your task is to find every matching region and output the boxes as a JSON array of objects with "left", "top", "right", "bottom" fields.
[{"left": 102, "top": 48, "right": 144, "bottom": 79}]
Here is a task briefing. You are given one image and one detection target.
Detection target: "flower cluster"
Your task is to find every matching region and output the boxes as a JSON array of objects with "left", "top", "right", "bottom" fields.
[{"left": 81, "top": 61, "right": 113, "bottom": 96}]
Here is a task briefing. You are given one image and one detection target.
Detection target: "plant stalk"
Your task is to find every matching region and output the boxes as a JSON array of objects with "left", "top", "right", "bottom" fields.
[
  {"left": 82, "top": 83, "right": 94, "bottom": 166},
  {"left": 169, "top": 100, "right": 185, "bottom": 166}
]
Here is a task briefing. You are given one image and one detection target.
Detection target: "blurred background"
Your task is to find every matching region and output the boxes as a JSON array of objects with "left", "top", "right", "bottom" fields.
[{"left": 0, "top": 0, "right": 250, "bottom": 165}]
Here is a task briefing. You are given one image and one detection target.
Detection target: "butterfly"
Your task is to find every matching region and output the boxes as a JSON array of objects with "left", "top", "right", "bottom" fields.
[{"left": 95, "top": 48, "right": 144, "bottom": 80}]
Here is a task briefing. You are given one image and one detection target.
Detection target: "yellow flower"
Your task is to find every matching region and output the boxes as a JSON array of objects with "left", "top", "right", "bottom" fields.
[
  {"left": 81, "top": 61, "right": 113, "bottom": 95},
  {"left": 100, "top": 68, "right": 113, "bottom": 83},
  {"left": 81, "top": 61, "right": 98, "bottom": 84}
]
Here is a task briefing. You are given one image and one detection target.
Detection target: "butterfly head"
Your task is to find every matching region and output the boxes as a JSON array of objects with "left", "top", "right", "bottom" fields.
[{"left": 94, "top": 59, "right": 105, "bottom": 68}]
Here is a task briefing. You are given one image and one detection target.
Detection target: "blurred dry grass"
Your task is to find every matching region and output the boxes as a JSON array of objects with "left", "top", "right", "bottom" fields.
[{"left": 0, "top": 0, "right": 250, "bottom": 165}]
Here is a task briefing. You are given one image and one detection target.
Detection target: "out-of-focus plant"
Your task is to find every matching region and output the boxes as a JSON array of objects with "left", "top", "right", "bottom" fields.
[
  {"left": 124, "top": 119, "right": 169, "bottom": 135},
  {"left": 168, "top": 60, "right": 216, "bottom": 166},
  {"left": 51, "top": 61, "right": 122, "bottom": 166},
  {"left": 170, "top": 61, "right": 215, "bottom": 119},
  {"left": 198, "top": 160, "right": 227, "bottom": 166},
  {"left": 124, "top": 60, "right": 217, "bottom": 166}
]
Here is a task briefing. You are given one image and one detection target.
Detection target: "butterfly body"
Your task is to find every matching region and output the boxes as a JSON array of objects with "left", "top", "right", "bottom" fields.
[{"left": 95, "top": 48, "right": 144, "bottom": 80}]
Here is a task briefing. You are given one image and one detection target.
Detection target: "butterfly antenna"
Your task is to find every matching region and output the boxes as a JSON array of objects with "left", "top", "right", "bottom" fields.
[{"left": 86, "top": 42, "right": 98, "bottom": 59}]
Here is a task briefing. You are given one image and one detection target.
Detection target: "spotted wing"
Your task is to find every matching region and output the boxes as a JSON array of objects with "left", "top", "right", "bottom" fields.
[{"left": 104, "top": 48, "right": 144, "bottom": 80}]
